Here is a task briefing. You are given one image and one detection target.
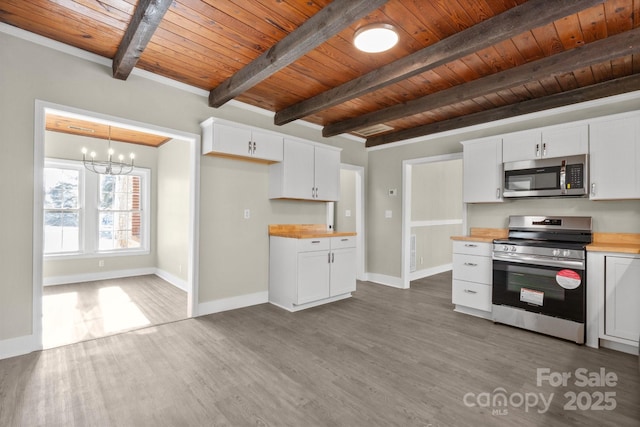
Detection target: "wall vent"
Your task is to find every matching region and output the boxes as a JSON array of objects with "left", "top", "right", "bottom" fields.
[{"left": 353, "top": 123, "right": 394, "bottom": 137}]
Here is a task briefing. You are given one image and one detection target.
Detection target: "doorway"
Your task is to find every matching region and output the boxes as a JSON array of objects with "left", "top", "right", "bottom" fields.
[
  {"left": 34, "top": 101, "right": 200, "bottom": 349},
  {"left": 334, "top": 164, "right": 365, "bottom": 281},
  {"left": 401, "top": 153, "right": 464, "bottom": 289}
]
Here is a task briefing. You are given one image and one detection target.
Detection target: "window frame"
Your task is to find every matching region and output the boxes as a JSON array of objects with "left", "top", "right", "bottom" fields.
[{"left": 43, "top": 158, "right": 151, "bottom": 259}]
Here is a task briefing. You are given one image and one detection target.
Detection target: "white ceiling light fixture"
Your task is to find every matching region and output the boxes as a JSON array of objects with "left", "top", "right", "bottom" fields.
[
  {"left": 81, "top": 126, "right": 135, "bottom": 175},
  {"left": 354, "top": 23, "right": 398, "bottom": 53}
]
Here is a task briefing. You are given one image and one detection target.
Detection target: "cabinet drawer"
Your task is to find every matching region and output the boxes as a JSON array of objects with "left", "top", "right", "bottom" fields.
[
  {"left": 452, "top": 280, "right": 492, "bottom": 312},
  {"left": 453, "top": 254, "right": 492, "bottom": 284},
  {"left": 452, "top": 241, "right": 492, "bottom": 257},
  {"left": 331, "top": 236, "right": 356, "bottom": 249},
  {"left": 297, "top": 238, "right": 330, "bottom": 252}
]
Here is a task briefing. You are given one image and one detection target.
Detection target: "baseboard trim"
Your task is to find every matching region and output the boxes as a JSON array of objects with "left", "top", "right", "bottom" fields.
[
  {"left": 409, "top": 264, "right": 452, "bottom": 281},
  {"left": 155, "top": 269, "right": 188, "bottom": 292},
  {"left": 197, "top": 291, "right": 268, "bottom": 317},
  {"left": 43, "top": 267, "right": 157, "bottom": 286},
  {"left": 599, "top": 339, "right": 639, "bottom": 356},
  {"left": 0, "top": 334, "right": 40, "bottom": 360},
  {"left": 365, "top": 273, "right": 406, "bottom": 289}
]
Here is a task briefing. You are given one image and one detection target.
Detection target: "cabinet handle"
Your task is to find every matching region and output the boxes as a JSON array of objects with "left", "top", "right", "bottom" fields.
[
  {"left": 331, "top": 253, "right": 335, "bottom": 263},
  {"left": 341, "top": 238, "right": 349, "bottom": 242},
  {"left": 464, "top": 289, "right": 477, "bottom": 294},
  {"left": 591, "top": 183, "right": 596, "bottom": 196},
  {"left": 496, "top": 187, "right": 500, "bottom": 199},
  {"left": 248, "top": 141, "right": 252, "bottom": 154},
  {"left": 328, "top": 253, "right": 331, "bottom": 263},
  {"left": 542, "top": 142, "right": 547, "bottom": 157},
  {"left": 253, "top": 141, "right": 257, "bottom": 154},
  {"left": 464, "top": 262, "right": 477, "bottom": 267},
  {"left": 311, "top": 240, "right": 321, "bottom": 244},
  {"left": 535, "top": 143, "right": 540, "bottom": 157},
  {"left": 464, "top": 243, "right": 477, "bottom": 248}
]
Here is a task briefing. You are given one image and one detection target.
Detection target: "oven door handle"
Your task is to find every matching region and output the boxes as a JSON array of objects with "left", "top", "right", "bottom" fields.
[{"left": 493, "top": 253, "right": 585, "bottom": 270}]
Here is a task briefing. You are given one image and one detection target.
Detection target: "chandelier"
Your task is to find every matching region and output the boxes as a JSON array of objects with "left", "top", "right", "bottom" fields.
[{"left": 81, "top": 126, "right": 135, "bottom": 175}]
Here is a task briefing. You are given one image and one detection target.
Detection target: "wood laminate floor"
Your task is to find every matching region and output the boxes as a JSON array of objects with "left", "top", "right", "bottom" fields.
[
  {"left": 42, "top": 275, "right": 187, "bottom": 349},
  {"left": 2, "top": 272, "right": 638, "bottom": 426}
]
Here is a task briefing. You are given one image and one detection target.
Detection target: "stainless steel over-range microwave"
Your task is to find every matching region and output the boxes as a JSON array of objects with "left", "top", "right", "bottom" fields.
[{"left": 503, "top": 154, "right": 588, "bottom": 198}]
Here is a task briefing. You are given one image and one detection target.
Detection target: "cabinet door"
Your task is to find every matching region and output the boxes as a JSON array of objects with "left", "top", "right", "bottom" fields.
[
  {"left": 542, "top": 124, "right": 588, "bottom": 159},
  {"left": 590, "top": 115, "right": 640, "bottom": 200},
  {"left": 330, "top": 247, "right": 356, "bottom": 296},
  {"left": 213, "top": 124, "right": 254, "bottom": 157},
  {"left": 252, "top": 131, "right": 283, "bottom": 162},
  {"left": 502, "top": 130, "right": 541, "bottom": 162},
  {"left": 462, "top": 137, "right": 503, "bottom": 203},
  {"left": 283, "top": 140, "right": 315, "bottom": 199},
  {"left": 605, "top": 256, "right": 640, "bottom": 342},
  {"left": 314, "top": 146, "right": 340, "bottom": 201},
  {"left": 297, "top": 251, "right": 330, "bottom": 304}
]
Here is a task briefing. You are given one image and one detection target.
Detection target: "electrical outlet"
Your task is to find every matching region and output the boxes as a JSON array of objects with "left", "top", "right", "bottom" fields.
[
  {"left": 385, "top": 210, "right": 392, "bottom": 218},
  {"left": 243, "top": 209, "right": 250, "bottom": 219},
  {"left": 345, "top": 209, "right": 352, "bottom": 217}
]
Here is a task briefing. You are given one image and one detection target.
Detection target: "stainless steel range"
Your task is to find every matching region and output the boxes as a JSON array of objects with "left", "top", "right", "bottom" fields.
[{"left": 492, "top": 215, "right": 593, "bottom": 344}]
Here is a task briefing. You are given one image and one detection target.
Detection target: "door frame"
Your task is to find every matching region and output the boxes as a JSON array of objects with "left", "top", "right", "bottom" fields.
[
  {"left": 33, "top": 100, "right": 201, "bottom": 350},
  {"left": 401, "top": 152, "right": 464, "bottom": 289}
]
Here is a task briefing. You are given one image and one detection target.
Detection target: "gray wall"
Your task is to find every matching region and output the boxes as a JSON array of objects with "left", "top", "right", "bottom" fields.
[
  {"left": 335, "top": 169, "right": 357, "bottom": 232},
  {"left": 366, "top": 95, "right": 640, "bottom": 279},
  {"left": 0, "top": 31, "right": 364, "bottom": 343}
]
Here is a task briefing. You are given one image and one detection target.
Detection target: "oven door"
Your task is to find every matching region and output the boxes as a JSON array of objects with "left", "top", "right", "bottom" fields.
[{"left": 492, "top": 259, "right": 585, "bottom": 323}]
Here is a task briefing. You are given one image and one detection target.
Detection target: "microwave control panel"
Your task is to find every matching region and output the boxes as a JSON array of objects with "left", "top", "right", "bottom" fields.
[{"left": 566, "top": 164, "right": 584, "bottom": 189}]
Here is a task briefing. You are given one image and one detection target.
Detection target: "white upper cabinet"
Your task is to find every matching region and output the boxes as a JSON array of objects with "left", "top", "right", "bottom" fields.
[
  {"left": 461, "top": 137, "right": 503, "bottom": 203},
  {"left": 201, "top": 118, "right": 283, "bottom": 162},
  {"left": 269, "top": 139, "right": 341, "bottom": 201},
  {"left": 502, "top": 124, "right": 588, "bottom": 163},
  {"left": 589, "top": 112, "right": 640, "bottom": 200}
]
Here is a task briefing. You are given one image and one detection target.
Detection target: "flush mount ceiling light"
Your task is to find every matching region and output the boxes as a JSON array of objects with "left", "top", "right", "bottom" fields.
[{"left": 353, "top": 23, "right": 398, "bottom": 53}]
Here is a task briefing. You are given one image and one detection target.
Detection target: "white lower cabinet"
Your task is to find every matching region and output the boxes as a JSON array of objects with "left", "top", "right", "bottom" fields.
[
  {"left": 451, "top": 241, "right": 493, "bottom": 319},
  {"left": 270, "top": 236, "right": 356, "bottom": 311},
  {"left": 604, "top": 255, "right": 640, "bottom": 343}
]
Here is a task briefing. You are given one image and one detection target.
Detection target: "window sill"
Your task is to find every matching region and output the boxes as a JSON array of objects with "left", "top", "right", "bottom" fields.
[{"left": 44, "top": 249, "right": 151, "bottom": 261}]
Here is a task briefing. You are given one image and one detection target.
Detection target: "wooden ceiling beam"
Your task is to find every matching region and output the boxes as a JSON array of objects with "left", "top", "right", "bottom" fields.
[
  {"left": 112, "top": 0, "right": 173, "bottom": 80},
  {"left": 323, "top": 26, "right": 640, "bottom": 138},
  {"left": 365, "top": 73, "right": 640, "bottom": 148},
  {"left": 274, "top": 0, "right": 604, "bottom": 126},
  {"left": 208, "top": 0, "right": 389, "bottom": 108}
]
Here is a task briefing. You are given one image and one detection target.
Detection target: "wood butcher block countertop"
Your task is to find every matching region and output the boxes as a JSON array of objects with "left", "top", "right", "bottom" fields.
[
  {"left": 586, "top": 233, "right": 640, "bottom": 254},
  {"left": 450, "top": 227, "right": 508, "bottom": 243},
  {"left": 269, "top": 224, "right": 356, "bottom": 239}
]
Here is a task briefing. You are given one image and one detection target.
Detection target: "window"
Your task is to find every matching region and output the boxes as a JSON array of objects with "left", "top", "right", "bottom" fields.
[
  {"left": 43, "top": 162, "right": 82, "bottom": 254},
  {"left": 44, "top": 158, "right": 150, "bottom": 257},
  {"left": 98, "top": 175, "right": 142, "bottom": 251}
]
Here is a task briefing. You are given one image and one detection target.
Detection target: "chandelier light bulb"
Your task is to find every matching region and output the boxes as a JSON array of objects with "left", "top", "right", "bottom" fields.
[
  {"left": 90, "top": 151, "right": 96, "bottom": 158},
  {"left": 118, "top": 154, "right": 124, "bottom": 161}
]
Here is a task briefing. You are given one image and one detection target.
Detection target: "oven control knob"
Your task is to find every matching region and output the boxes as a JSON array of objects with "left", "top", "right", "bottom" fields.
[
  {"left": 503, "top": 245, "right": 510, "bottom": 252},
  {"left": 510, "top": 246, "right": 517, "bottom": 252},
  {"left": 563, "top": 250, "right": 571, "bottom": 257},
  {"left": 552, "top": 249, "right": 561, "bottom": 256}
]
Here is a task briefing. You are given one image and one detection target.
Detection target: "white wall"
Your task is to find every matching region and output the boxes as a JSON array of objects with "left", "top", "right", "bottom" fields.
[
  {"left": 0, "top": 29, "right": 365, "bottom": 348},
  {"left": 335, "top": 169, "right": 357, "bottom": 232},
  {"left": 43, "top": 131, "right": 159, "bottom": 280},
  {"left": 157, "top": 139, "right": 191, "bottom": 284}
]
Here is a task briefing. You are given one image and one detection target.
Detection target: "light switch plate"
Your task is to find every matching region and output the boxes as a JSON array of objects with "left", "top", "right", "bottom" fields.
[
  {"left": 385, "top": 210, "right": 392, "bottom": 218},
  {"left": 243, "top": 209, "right": 250, "bottom": 219},
  {"left": 345, "top": 209, "right": 352, "bottom": 217}
]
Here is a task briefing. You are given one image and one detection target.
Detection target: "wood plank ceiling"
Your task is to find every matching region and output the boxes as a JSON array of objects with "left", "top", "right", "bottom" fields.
[{"left": 2, "top": 0, "right": 640, "bottom": 147}]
